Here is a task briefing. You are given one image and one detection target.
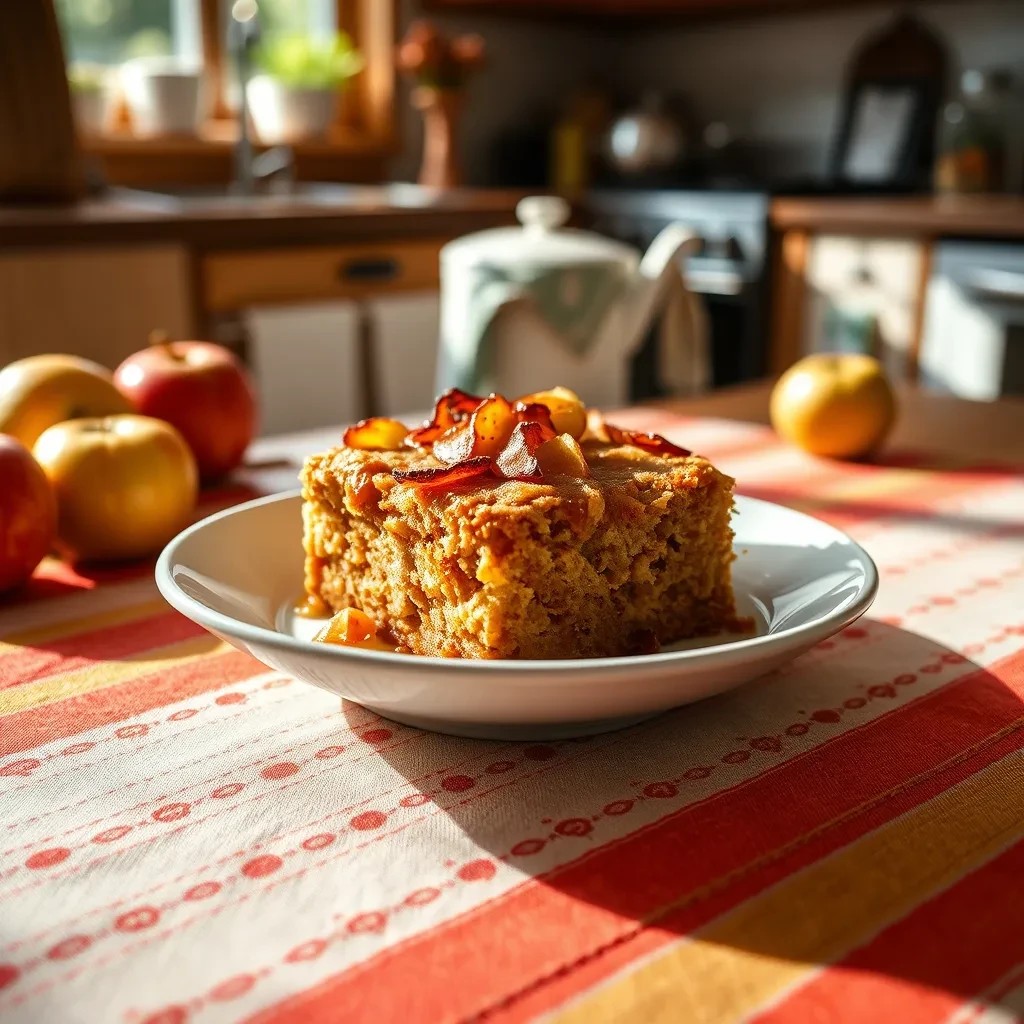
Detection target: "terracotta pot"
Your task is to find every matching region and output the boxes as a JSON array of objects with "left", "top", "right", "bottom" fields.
[{"left": 413, "top": 86, "right": 463, "bottom": 189}]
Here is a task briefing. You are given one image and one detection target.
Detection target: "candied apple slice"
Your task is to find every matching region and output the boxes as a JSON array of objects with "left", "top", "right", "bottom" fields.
[
  {"left": 313, "top": 608, "right": 393, "bottom": 651},
  {"left": 430, "top": 422, "right": 476, "bottom": 467},
  {"left": 495, "top": 420, "right": 556, "bottom": 480},
  {"left": 433, "top": 394, "right": 516, "bottom": 466},
  {"left": 604, "top": 423, "right": 692, "bottom": 458},
  {"left": 343, "top": 417, "right": 409, "bottom": 451},
  {"left": 516, "top": 386, "right": 587, "bottom": 439},
  {"left": 470, "top": 394, "right": 517, "bottom": 457},
  {"left": 408, "top": 388, "right": 484, "bottom": 447},
  {"left": 514, "top": 400, "right": 558, "bottom": 434},
  {"left": 392, "top": 455, "right": 496, "bottom": 490},
  {"left": 536, "top": 432, "right": 591, "bottom": 478}
]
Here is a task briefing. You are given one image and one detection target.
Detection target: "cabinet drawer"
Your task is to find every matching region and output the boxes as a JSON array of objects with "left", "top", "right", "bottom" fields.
[{"left": 201, "top": 238, "right": 446, "bottom": 313}]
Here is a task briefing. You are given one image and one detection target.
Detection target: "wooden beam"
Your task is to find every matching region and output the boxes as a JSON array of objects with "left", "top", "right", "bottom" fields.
[
  {"left": 768, "top": 228, "right": 809, "bottom": 375},
  {"left": 906, "top": 239, "right": 934, "bottom": 385},
  {"left": 201, "top": 0, "right": 229, "bottom": 120}
]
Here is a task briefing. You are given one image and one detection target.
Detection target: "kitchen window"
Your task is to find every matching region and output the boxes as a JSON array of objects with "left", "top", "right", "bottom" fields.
[
  {"left": 56, "top": 0, "right": 202, "bottom": 66},
  {"left": 55, "top": 0, "right": 396, "bottom": 187}
]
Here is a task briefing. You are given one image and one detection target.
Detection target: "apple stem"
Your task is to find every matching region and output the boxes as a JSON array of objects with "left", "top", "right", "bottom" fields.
[{"left": 148, "top": 329, "right": 184, "bottom": 362}]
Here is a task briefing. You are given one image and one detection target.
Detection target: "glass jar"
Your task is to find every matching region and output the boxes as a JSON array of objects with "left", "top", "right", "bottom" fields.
[{"left": 934, "top": 69, "right": 1010, "bottom": 194}]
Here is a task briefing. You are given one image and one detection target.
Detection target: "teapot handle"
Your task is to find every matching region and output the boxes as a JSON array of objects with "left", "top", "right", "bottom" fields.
[{"left": 639, "top": 223, "right": 702, "bottom": 281}]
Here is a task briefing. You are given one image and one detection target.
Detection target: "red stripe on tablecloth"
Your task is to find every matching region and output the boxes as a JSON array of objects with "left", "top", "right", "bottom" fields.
[
  {"left": 0, "top": 611, "right": 206, "bottom": 691},
  {"left": 244, "top": 651, "right": 1024, "bottom": 1024},
  {"left": 490, "top": 726, "right": 1024, "bottom": 1024},
  {"left": 751, "top": 835, "right": 1024, "bottom": 1024},
  {"left": 740, "top": 462, "right": 1021, "bottom": 532},
  {"left": 0, "top": 649, "right": 266, "bottom": 757}
]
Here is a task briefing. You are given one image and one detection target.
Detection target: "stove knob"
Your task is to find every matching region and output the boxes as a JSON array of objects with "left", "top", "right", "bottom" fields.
[
  {"left": 722, "top": 235, "right": 744, "bottom": 261},
  {"left": 705, "top": 235, "right": 743, "bottom": 260}
]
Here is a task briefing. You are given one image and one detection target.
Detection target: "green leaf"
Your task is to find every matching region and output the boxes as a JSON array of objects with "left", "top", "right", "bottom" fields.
[{"left": 255, "top": 32, "right": 364, "bottom": 89}]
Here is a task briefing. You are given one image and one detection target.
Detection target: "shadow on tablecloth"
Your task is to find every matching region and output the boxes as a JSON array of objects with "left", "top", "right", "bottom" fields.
[{"left": 343, "top": 619, "right": 1023, "bottom": 1016}]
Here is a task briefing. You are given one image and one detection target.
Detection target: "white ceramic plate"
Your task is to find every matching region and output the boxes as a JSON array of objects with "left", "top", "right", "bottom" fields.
[{"left": 156, "top": 491, "right": 877, "bottom": 740}]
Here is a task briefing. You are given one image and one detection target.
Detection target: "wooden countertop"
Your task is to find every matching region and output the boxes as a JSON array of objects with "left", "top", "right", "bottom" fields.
[
  {"left": 0, "top": 185, "right": 525, "bottom": 249},
  {"left": 770, "top": 194, "right": 1024, "bottom": 239},
  {"left": 6, "top": 186, "right": 1024, "bottom": 250},
  {"left": 657, "top": 380, "right": 1024, "bottom": 465}
]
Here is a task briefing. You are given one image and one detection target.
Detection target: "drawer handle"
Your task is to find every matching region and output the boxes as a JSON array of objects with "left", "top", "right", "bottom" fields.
[{"left": 338, "top": 257, "right": 400, "bottom": 282}]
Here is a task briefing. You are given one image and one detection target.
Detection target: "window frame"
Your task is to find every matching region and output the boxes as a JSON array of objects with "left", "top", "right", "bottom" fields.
[{"left": 76, "top": 0, "right": 397, "bottom": 186}]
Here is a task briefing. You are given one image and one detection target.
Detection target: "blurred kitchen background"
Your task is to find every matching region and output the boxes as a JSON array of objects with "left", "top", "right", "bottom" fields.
[{"left": 2, "top": 0, "right": 1023, "bottom": 434}]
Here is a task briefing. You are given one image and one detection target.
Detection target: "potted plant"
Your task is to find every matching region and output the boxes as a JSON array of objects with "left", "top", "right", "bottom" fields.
[
  {"left": 67, "top": 64, "right": 110, "bottom": 137},
  {"left": 247, "top": 33, "right": 363, "bottom": 143},
  {"left": 120, "top": 56, "right": 204, "bottom": 136}
]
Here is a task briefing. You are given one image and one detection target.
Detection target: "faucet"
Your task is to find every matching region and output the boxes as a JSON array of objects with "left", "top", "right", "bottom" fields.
[{"left": 228, "top": 0, "right": 294, "bottom": 195}]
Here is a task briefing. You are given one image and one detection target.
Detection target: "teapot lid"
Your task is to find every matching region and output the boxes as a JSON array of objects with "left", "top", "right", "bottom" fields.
[{"left": 442, "top": 196, "right": 637, "bottom": 269}]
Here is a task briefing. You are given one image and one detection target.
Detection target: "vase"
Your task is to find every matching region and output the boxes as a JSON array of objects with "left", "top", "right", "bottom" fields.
[{"left": 413, "top": 86, "right": 463, "bottom": 189}]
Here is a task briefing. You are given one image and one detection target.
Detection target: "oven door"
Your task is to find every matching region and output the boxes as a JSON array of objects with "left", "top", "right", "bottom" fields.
[{"left": 921, "top": 242, "right": 1024, "bottom": 400}]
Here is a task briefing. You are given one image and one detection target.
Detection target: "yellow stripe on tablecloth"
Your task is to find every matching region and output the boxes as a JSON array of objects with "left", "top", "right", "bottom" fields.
[
  {"left": 0, "top": 598, "right": 170, "bottom": 652},
  {"left": 550, "top": 749, "right": 1024, "bottom": 1024},
  {"left": 0, "top": 634, "right": 231, "bottom": 714}
]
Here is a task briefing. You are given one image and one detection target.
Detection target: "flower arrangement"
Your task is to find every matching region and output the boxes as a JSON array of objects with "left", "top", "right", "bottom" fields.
[{"left": 396, "top": 21, "right": 485, "bottom": 91}]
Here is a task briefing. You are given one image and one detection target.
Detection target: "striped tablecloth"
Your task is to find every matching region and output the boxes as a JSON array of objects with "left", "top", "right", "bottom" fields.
[{"left": 2, "top": 409, "right": 1023, "bottom": 1024}]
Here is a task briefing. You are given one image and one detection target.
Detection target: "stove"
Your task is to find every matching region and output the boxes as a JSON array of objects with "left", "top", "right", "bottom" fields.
[{"left": 586, "top": 189, "right": 771, "bottom": 398}]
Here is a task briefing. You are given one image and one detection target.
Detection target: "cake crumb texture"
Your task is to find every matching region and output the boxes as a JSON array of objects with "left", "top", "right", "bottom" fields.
[{"left": 301, "top": 441, "right": 740, "bottom": 660}]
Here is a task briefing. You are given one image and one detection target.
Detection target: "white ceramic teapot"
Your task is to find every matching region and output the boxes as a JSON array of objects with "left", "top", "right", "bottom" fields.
[{"left": 437, "top": 195, "right": 703, "bottom": 408}]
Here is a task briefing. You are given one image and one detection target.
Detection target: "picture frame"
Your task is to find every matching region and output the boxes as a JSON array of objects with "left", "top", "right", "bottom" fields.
[{"left": 828, "top": 78, "right": 935, "bottom": 191}]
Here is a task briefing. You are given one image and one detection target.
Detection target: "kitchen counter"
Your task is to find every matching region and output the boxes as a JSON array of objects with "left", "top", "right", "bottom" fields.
[
  {"left": 9, "top": 188, "right": 1023, "bottom": 251},
  {"left": 0, "top": 185, "right": 526, "bottom": 249},
  {"left": 770, "top": 194, "right": 1024, "bottom": 239}
]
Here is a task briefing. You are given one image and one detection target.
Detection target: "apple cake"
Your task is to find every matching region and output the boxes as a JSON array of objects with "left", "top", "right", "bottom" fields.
[{"left": 301, "top": 388, "right": 741, "bottom": 660}]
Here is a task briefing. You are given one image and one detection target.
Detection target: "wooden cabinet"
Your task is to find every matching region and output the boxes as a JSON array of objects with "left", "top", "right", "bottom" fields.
[
  {"left": 200, "top": 238, "right": 446, "bottom": 314},
  {"left": 0, "top": 244, "right": 194, "bottom": 367},
  {"left": 203, "top": 239, "right": 447, "bottom": 432},
  {"left": 769, "top": 228, "right": 931, "bottom": 381}
]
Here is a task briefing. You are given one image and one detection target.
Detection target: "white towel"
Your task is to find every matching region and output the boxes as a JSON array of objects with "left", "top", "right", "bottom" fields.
[
  {"left": 245, "top": 302, "right": 362, "bottom": 436},
  {"left": 657, "top": 265, "right": 711, "bottom": 396},
  {"left": 365, "top": 292, "right": 441, "bottom": 417}
]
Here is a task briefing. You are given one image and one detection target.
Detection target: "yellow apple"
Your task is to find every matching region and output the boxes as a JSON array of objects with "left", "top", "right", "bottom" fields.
[
  {"left": 770, "top": 354, "right": 896, "bottom": 459},
  {"left": 32, "top": 415, "right": 197, "bottom": 562},
  {"left": 516, "top": 387, "right": 588, "bottom": 440},
  {"left": 0, "top": 354, "right": 132, "bottom": 448}
]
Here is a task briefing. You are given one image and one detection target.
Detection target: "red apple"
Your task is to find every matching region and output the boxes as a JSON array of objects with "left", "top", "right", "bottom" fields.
[
  {"left": 0, "top": 435, "right": 58, "bottom": 592},
  {"left": 114, "top": 339, "right": 257, "bottom": 483}
]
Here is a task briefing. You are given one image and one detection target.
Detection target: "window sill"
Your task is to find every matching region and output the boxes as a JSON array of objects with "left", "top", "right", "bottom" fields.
[{"left": 82, "top": 124, "right": 400, "bottom": 187}]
